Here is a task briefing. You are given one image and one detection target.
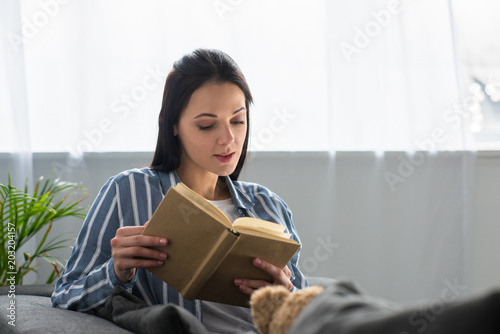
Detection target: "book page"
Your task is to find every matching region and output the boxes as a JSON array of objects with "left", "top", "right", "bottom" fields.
[
  {"left": 232, "top": 217, "right": 286, "bottom": 232},
  {"left": 231, "top": 226, "right": 292, "bottom": 240},
  {"left": 174, "top": 182, "right": 231, "bottom": 228},
  {"left": 233, "top": 217, "right": 293, "bottom": 242}
]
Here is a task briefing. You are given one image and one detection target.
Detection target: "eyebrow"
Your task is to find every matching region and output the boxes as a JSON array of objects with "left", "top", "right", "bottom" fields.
[{"left": 193, "top": 107, "right": 246, "bottom": 119}]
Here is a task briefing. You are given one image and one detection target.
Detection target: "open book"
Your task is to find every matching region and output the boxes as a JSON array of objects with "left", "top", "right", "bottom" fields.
[{"left": 141, "top": 182, "right": 300, "bottom": 307}]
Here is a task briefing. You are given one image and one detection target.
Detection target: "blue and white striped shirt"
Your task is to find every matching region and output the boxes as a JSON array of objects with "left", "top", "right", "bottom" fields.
[{"left": 51, "top": 167, "right": 308, "bottom": 320}]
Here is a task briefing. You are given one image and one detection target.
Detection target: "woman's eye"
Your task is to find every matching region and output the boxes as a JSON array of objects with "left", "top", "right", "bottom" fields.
[
  {"left": 232, "top": 120, "right": 245, "bottom": 125},
  {"left": 198, "top": 124, "right": 214, "bottom": 130}
]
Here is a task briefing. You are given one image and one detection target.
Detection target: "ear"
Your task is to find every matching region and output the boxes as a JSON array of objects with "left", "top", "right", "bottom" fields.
[
  {"left": 173, "top": 124, "right": 179, "bottom": 136},
  {"left": 250, "top": 286, "right": 289, "bottom": 334}
]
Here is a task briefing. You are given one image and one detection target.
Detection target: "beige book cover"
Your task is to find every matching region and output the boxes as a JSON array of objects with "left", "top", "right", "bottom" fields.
[{"left": 141, "top": 182, "right": 300, "bottom": 307}]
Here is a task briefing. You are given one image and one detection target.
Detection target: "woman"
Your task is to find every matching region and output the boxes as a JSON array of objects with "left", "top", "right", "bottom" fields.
[{"left": 52, "top": 49, "right": 307, "bottom": 333}]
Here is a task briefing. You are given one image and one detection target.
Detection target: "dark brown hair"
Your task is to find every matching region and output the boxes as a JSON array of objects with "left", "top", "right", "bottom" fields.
[{"left": 150, "top": 49, "right": 253, "bottom": 180}]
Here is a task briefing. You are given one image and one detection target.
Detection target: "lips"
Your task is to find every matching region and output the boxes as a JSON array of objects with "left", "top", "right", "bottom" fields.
[{"left": 214, "top": 152, "right": 235, "bottom": 163}]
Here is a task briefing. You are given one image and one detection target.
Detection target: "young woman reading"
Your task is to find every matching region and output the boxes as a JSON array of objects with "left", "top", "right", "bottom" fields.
[{"left": 51, "top": 49, "right": 308, "bottom": 333}]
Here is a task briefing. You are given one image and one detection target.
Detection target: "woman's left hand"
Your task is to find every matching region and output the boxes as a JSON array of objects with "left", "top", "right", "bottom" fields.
[{"left": 234, "top": 258, "right": 293, "bottom": 295}]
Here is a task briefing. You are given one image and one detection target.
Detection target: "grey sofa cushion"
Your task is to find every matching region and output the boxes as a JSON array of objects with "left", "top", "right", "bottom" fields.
[
  {"left": 91, "top": 286, "right": 208, "bottom": 334},
  {"left": 0, "top": 295, "right": 132, "bottom": 334},
  {"left": 0, "top": 285, "right": 209, "bottom": 333},
  {"left": 0, "top": 284, "right": 54, "bottom": 297},
  {"left": 307, "top": 276, "right": 338, "bottom": 288},
  {"left": 289, "top": 280, "right": 500, "bottom": 334},
  {"left": 0, "top": 277, "right": 339, "bottom": 333}
]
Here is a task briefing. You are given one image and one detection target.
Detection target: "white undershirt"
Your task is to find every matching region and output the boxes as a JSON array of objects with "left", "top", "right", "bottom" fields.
[{"left": 202, "top": 198, "right": 258, "bottom": 334}]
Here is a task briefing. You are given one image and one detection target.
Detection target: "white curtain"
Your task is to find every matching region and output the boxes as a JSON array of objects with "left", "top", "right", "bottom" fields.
[
  {"left": 0, "top": 0, "right": 33, "bottom": 187},
  {"left": 11, "top": 0, "right": 329, "bottom": 157},
  {"left": 1, "top": 0, "right": 477, "bottom": 300},
  {"left": 327, "top": 0, "right": 474, "bottom": 151},
  {"left": 1, "top": 0, "right": 36, "bottom": 284},
  {"left": 309, "top": 0, "right": 476, "bottom": 303}
]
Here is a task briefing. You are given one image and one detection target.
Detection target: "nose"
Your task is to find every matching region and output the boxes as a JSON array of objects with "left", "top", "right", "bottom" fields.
[{"left": 217, "top": 123, "right": 235, "bottom": 147}]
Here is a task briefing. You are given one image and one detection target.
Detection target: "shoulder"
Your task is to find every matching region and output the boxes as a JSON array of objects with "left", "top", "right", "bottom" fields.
[
  {"left": 107, "top": 167, "right": 160, "bottom": 185},
  {"left": 232, "top": 180, "right": 275, "bottom": 197},
  {"left": 232, "top": 180, "right": 291, "bottom": 212},
  {"left": 100, "top": 167, "right": 164, "bottom": 196}
]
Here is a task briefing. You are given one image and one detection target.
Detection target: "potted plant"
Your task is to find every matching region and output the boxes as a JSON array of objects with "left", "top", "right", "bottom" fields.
[{"left": 0, "top": 173, "right": 88, "bottom": 286}]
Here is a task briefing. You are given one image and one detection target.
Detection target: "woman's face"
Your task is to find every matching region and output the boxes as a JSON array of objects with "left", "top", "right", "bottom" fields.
[{"left": 174, "top": 82, "right": 247, "bottom": 178}]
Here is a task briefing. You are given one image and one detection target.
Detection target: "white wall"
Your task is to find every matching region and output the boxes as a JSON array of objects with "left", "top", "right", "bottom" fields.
[{"left": 1, "top": 151, "right": 499, "bottom": 302}]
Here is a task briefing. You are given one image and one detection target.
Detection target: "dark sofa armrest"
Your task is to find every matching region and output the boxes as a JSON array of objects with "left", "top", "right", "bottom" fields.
[
  {"left": 0, "top": 294, "right": 133, "bottom": 333},
  {"left": 0, "top": 284, "right": 55, "bottom": 297}
]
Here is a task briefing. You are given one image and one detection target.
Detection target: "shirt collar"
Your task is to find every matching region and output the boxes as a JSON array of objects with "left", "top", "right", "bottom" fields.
[
  {"left": 158, "top": 170, "right": 255, "bottom": 211},
  {"left": 224, "top": 176, "right": 255, "bottom": 211}
]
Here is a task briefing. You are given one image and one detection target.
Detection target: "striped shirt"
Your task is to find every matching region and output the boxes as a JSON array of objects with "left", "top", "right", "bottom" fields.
[{"left": 51, "top": 168, "right": 308, "bottom": 320}]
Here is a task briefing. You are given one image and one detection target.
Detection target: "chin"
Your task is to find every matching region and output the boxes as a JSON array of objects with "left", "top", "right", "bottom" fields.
[
  {"left": 217, "top": 170, "right": 235, "bottom": 177},
  {"left": 215, "top": 166, "right": 238, "bottom": 177}
]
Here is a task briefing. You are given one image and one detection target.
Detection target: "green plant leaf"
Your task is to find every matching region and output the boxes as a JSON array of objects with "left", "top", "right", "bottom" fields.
[{"left": 1, "top": 171, "right": 88, "bottom": 286}]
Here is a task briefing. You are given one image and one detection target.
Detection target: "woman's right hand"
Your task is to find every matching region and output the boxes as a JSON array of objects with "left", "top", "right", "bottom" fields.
[{"left": 111, "top": 223, "right": 168, "bottom": 283}]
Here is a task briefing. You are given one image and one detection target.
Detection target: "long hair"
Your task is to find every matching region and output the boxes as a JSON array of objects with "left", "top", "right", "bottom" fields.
[{"left": 150, "top": 49, "right": 253, "bottom": 180}]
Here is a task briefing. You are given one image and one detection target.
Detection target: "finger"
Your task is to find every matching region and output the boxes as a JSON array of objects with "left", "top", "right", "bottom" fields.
[
  {"left": 112, "top": 234, "right": 168, "bottom": 248},
  {"left": 236, "top": 278, "right": 271, "bottom": 290},
  {"left": 238, "top": 284, "right": 256, "bottom": 296},
  {"left": 114, "top": 245, "right": 167, "bottom": 262},
  {"left": 115, "top": 225, "right": 147, "bottom": 236},
  {"left": 283, "top": 265, "right": 292, "bottom": 279},
  {"left": 253, "top": 258, "right": 286, "bottom": 281},
  {"left": 234, "top": 279, "right": 271, "bottom": 296},
  {"left": 252, "top": 259, "right": 293, "bottom": 290},
  {"left": 115, "top": 257, "right": 165, "bottom": 271}
]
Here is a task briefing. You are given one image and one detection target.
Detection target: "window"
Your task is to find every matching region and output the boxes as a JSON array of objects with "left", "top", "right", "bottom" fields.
[
  {"left": 452, "top": 0, "right": 500, "bottom": 149},
  {"left": 5, "top": 0, "right": 328, "bottom": 153},
  {"left": 3, "top": 0, "right": 499, "bottom": 153}
]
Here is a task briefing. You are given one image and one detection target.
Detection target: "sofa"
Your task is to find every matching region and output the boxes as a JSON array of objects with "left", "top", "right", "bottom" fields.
[
  {"left": 0, "top": 277, "right": 336, "bottom": 333},
  {"left": 0, "top": 283, "right": 132, "bottom": 333},
  {"left": 3, "top": 277, "right": 499, "bottom": 334}
]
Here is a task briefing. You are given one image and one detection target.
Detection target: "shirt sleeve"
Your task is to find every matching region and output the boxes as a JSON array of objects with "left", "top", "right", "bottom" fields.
[
  {"left": 272, "top": 194, "right": 309, "bottom": 291},
  {"left": 51, "top": 177, "right": 136, "bottom": 311}
]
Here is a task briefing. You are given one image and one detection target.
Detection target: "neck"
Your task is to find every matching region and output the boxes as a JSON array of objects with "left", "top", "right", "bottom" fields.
[{"left": 176, "top": 168, "right": 230, "bottom": 201}]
